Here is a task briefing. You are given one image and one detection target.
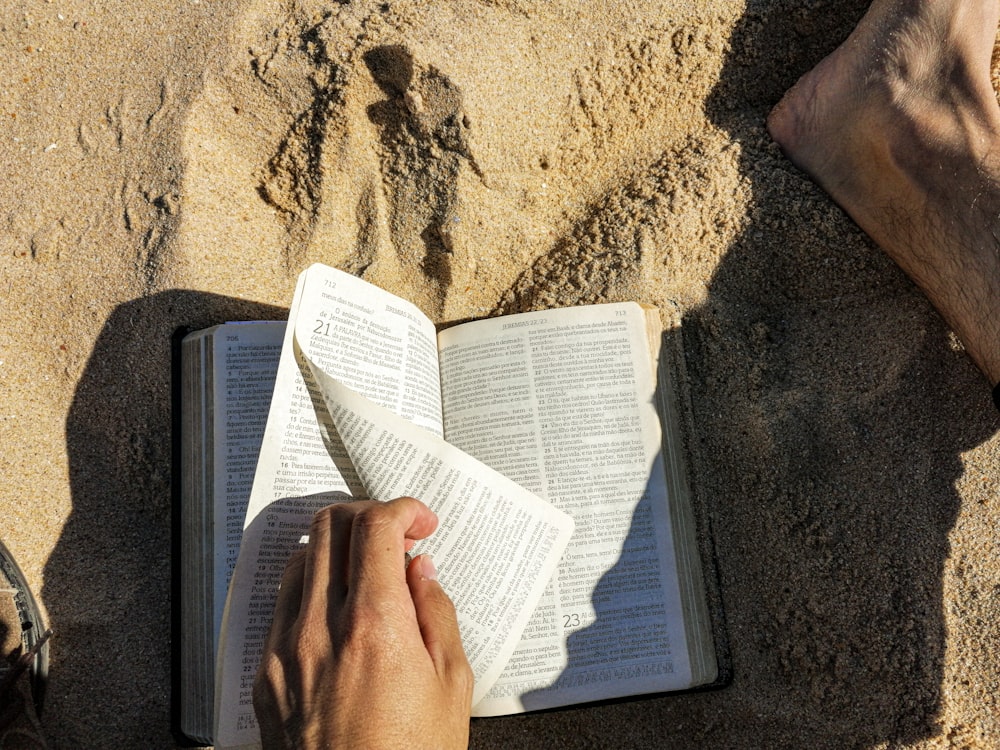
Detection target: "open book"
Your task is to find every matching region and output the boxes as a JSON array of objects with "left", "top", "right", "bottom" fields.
[{"left": 180, "top": 264, "right": 722, "bottom": 748}]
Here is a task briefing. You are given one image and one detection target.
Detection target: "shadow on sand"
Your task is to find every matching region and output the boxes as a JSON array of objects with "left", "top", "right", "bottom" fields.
[
  {"left": 44, "top": 3, "right": 999, "bottom": 747},
  {"left": 46, "top": 291, "right": 284, "bottom": 747},
  {"left": 470, "top": 2, "right": 997, "bottom": 747}
]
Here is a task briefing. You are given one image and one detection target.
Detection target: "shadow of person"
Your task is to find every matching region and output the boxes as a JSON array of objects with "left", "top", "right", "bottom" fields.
[
  {"left": 472, "top": 2, "right": 997, "bottom": 748},
  {"left": 684, "top": 0, "right": 997, "bottom": 744},
  {"left": 675, "top": 207, "right": 997, "bottom": 747},
  {"left": 44, "top": 290, "right": 284, "bottom": 747},
  {"left": 496, "top": 324, "right": 726, "bottom": 718}
]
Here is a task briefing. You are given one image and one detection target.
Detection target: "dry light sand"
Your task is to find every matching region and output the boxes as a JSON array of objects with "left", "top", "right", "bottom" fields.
[{"left": 2, "top": 0, "right": 999, "bottom": 747}]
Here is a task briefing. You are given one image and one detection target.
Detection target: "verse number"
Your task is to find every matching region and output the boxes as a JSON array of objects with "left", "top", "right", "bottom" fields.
[{"left": 563, "top": 613, "right": 583, "bottom": 628}]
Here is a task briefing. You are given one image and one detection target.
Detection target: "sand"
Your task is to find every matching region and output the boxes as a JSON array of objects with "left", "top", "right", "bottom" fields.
[{"left": 1, "top": 0, "right": 998, "bottom": 746}]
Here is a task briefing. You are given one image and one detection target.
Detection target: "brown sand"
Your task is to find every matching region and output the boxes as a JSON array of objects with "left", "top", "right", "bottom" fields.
[{"left": 1, "top": 0, "right": 998, "bottom": 747}]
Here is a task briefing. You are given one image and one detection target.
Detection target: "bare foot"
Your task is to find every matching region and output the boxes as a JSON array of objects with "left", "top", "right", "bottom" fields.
[{"left": 768, "top": 0, "right": 1000, "bottom": 385}]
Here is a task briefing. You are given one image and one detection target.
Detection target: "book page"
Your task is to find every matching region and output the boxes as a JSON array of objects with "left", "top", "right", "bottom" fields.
[
  {"left": 210, "top": 323, "right": 284, "bottom": 649},
  {"left": 214, "top": 265, "right": 443, "bottom": 749},
  {"left": 437, "top": 303, "right": 693, "bottom": 715},
  {"left": 298, "top": 354, "right": 574, "bottom": 706},
  {"left": 180, "top": 322, "right": 283, "bottom": 745}
]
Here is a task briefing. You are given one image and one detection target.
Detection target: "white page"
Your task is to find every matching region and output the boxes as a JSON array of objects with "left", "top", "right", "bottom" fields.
[
  {"left": 214, "top": 266, "right": 442, "bottom": 749},
  {"left": 437, "top": 303, "right": 692, "bottom": 715},
  {"left": 298, "top": 341, "right": 573, "bottom": 706}
]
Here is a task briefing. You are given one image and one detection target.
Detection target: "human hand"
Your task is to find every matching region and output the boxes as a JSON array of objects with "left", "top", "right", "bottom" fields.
[{"left": 253, "top": 497, "right": 473, "bottom": 749}]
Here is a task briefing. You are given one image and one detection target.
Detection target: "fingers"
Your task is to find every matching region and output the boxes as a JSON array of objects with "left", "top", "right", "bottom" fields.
[
  {"left": 406, "top": 554, "right": 472, "bottom": 694},
  {"left": 301, "top": 504, "right": 334, "bottom": 612},
  {"left": 347, "top": 497, "right": 439, "bottom": 604},
  {"left": 295, "top": 498, "right": 439, "bottom": 622},
  {"left": 254, "top": 497, "right": 469, "bottom": 748},
  {"left": 301, "top": 500, "right": 359, "bottom": 617}
]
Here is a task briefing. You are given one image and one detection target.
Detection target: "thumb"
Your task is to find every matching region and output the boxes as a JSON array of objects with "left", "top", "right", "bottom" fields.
[{"left": 407, "top": 555, "right": 473, "bottom": 693}]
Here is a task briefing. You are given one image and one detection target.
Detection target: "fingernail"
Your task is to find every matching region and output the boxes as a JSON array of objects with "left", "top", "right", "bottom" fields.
[{"left": 419, "top": 554, "right": 438, "bottom": 581}]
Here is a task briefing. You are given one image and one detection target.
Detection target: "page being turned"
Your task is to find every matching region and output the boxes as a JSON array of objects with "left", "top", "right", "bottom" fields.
[
  {"left": 437, "top": 302, "right": 692, "bottom": 715},
  {"left": 295, "top": 322, "right": 574, "bottom": 707},
  {"left": 214, "top": 265, "right": 444, "bottom": 749}
]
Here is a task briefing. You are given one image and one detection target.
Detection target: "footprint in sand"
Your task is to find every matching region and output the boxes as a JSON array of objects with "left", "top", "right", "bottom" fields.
[{"left": 174, "top": 0, "right": 729, "bottom": 320}]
